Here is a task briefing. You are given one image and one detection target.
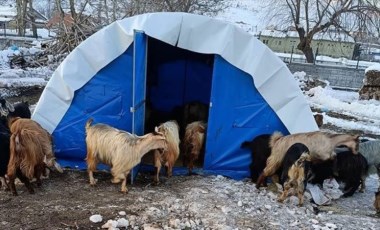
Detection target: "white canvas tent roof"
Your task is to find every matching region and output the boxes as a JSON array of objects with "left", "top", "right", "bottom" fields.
[{"left": 33, "top": 12, "right": 318, "bottom": 134}]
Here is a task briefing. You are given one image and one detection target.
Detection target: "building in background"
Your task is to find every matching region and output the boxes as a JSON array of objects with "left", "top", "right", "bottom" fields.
[
  {"left": 0, "top": 4, "right": 47, "bottom": 38},
  {"left": 257, "top": 28, "right": 356, "bottom": 60}
]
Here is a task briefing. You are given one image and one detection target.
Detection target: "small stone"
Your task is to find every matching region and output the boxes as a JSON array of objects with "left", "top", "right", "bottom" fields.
[
  {"left": 328, "top": 211, "right": 333, "bottom": 214},
  {"left": 117, "top": 218, "right": 129, "bottom": 228},
  {"left": 310, "top": 219, "right": 319, "bottom": 224},
  {"left": 264, "top": 205, "right": 271, "bottom": 210},
  {"left": 290, "top": 220, "right": 300, "bottom": 227},
  {"left": 118, "top": 211, "right": 126, "bottom": 216},
  {"left": 312, "top": 224, "right": 321, "bottom": 230},
  {"left": 286, "top": 208, "right": 295, "bottom": 215},
  {"left": 269, "top": 222, "right": 280, "bottom": 226},
  {"left": 89, "top": 214, "right": 102, "bottom": 223},
  {"left": 325, "top": 223, "right": 337, "bottom": 229},
  {"left": 238, "top": 201, "right": 243, "bottom": 207}
]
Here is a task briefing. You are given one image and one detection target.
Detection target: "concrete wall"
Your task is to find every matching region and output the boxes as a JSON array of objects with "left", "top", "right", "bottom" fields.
[{"left": 287, "top": 63, "right": 365, "bottom": 89}]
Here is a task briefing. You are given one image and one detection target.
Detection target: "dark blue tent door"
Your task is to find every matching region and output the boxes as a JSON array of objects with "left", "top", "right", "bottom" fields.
[{"left": 131, "top": 31, "right": 147, "bottom": 181}]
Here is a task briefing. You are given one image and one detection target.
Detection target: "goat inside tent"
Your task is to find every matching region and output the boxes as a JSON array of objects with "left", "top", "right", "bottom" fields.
[{"left": 32, "top": 12, "right": 318, "bottom": 179}]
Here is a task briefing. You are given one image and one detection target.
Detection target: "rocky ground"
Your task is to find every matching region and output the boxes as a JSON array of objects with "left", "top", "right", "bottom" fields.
[{"left": 0, "top": 86, "right": 379, "bottom": 230}]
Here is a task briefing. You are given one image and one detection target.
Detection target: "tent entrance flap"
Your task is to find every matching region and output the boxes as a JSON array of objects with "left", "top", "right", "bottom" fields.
[
  {"left": 131, "top": 31, "right": 148, "bottom": 181},
  {"left": 141, "top": 36, "right": 214, "bottom": 172},
  {"left": 132, "top": 31, "right": 147, "bottom": 136}
]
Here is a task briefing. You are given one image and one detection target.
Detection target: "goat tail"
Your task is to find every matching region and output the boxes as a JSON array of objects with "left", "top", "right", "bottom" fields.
[
  {"left": 85, "top": 118, "right": 94, "bottom": 132},
  {"left": 263, "top": 153, "right": 282, "bottom": 177},
  {"left": 269, "top": 131, "right": 283, "bottom": 148}
]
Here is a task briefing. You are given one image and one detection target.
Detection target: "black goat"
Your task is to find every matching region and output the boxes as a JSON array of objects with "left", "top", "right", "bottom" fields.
[
  {"left": 335, "top": 150, "right": 368, "bottom": 197},
  {"left": 8, "top": 101, "right": 31, "bottom": 119},
  {"left": 309, "top": 149, "right": 368, "bottom": 197},
  {"left": 0, "top": 131, "right": 10, "bottom": 190},
  {"left": 241, "top": 134, "right": 272, "bottom": 183}
]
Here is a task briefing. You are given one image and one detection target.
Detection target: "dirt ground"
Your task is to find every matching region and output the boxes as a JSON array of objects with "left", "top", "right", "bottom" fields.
[{"left": 1, "top": 87, "right": 380, "bottom": 230}]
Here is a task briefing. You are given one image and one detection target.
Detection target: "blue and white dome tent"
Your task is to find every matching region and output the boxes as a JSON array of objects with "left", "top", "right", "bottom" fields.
[{"left": 32, "top": 12, "right": 318, "bottom": 179}]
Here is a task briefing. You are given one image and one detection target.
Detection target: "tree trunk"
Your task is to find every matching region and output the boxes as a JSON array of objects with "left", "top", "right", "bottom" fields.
[
  {"left": 297, "top": 34, "right": 315, "bottom": 63},
  {"left": 21, "top": 0, "right": 28, "bottom": 36},
  {"left": 69, "top": 0, "right": 77, "bottom": 23},
  {"left": 29, "top": 0, "right": 38, "bottom": 38},
  {"left": 103, "top": 0, "right": 109, "bottom": 24}
]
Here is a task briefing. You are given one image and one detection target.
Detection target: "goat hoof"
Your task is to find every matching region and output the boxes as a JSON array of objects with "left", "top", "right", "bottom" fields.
[
  {"left": 90, "top": 179, "right": 98, "bottom": 185},
  {"left": 111, "top": 178, "right": 121, "bottom": 184},
  {"left": 120, "top": 189, "right": 128, "bottom": 194}
]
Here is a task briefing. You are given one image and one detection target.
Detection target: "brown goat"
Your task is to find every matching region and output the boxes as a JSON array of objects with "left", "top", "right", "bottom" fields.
[
  {"left": 313, "top": 114, "right": 323, "bottom": 128},
  {"left": 153, "top": 121, "right": 180, "bottom": 184},
  {"left": 7, "top": 118, "right": 62, "bottom": 195},
  {"left": 256, "top": 131, "right": 360, "bottom": 188},
  {"left": 183, "top": 121, "right": 206, "bottom": 175},
  {"left": 85, "top": 119, "right": 167, "bottom": 193}
]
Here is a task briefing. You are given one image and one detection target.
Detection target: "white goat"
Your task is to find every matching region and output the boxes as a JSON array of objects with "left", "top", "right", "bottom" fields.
[
  {"left": 153, "top": 120, "right": 180, "bottom": 184},
  {"left": 85, "top": 119, "right": 167, "bottom": 193}
]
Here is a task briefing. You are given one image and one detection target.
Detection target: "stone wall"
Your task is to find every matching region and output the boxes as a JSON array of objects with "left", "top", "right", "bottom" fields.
[{"left": 287, "top": 63, "right": 365, "bottom": 89}]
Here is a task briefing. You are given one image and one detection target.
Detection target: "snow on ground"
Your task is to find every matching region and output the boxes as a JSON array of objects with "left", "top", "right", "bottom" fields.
[
  {"left": 294, "top": 71, "right": 380, "bottom": 137},
  {"left": 97, "top": 174, "right": 379, "bottom": 229}
]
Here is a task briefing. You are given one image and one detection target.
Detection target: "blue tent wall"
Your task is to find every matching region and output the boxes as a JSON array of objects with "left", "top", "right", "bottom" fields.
[
  {"left": 52, "top": 45, "right": 134, "bottom": 169},
  {"left": 204, "top": 55, "right": 289, "bottom": 179}
]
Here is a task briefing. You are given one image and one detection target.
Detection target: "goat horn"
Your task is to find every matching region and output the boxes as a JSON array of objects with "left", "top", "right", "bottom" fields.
[{"left": 54, "top": 161, "right": 64, "bottom": 173}]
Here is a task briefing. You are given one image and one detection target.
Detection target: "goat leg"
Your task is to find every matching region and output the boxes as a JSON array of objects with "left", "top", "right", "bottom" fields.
[
  {"left": 154, "top": 150, "right": 162, "bottom": 184},
  {"left": 34, "top": 164, "right": 44, "bottom": 187},
  {"left": 256, "top": 173, "right": 266, "bottom": 189},
  {"left": 167, "top": 164, "right": 173, "bottom": 178},
  {"left": 359, "top": 177, "right": 366, "bottom": 193},
  {"left": 0, "top": 176, "right": 10, "bottom": 191},
  {"left": 88, "top": 170, "right": 97, "bottom": 185},
  {"left": 297, "top": 183, "right": 305, "bottom": 206},
  {"left": 17, "top": 170, "right": 34, "bottom": 194},
  {"left": 7, "top": 174, "right": 18, "bottom": 196},
  {"left": 120, "top": 171, "right": 129, "bottom": 194},
  {"left": 343, "top": 180, "right": 361, "bottom": 197},
  {"left": 278, "top": 182, "right": 291, "bottom": 203}
]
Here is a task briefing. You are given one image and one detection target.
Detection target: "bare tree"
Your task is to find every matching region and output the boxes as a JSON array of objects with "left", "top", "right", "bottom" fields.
[
  {"left": 260, "top": 0, "right": 380, "bottom": 63},
  {"left": 162, "top": 0, "right": 227, "bottom": 15},
  {"left": 29, "top": 0, "right": 37, "bottom": 38},
  {"left": 16, "top": 0, "right": 28, "bottom": 36}
]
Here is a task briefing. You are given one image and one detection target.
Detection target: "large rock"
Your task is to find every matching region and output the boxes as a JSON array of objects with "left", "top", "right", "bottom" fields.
[{"left": 359, "top": 70, "right": 380, "bottom": 100}]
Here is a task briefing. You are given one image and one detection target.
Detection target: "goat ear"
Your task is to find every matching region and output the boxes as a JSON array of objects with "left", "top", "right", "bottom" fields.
[
  {"left": 5, "top": 100, "right": 14, "bottom": 112},
  {"left": 154, "top": 126, "right": 159, "bottom": 134}
]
